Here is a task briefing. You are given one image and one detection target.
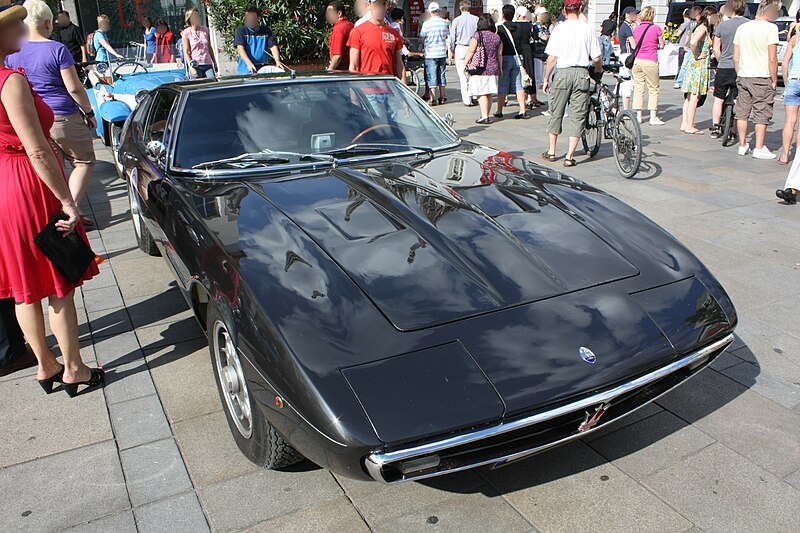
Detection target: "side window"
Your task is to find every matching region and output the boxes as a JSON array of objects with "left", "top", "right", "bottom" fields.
[{"left": 143, "top": 90, "right": 178, "bottom": 147}]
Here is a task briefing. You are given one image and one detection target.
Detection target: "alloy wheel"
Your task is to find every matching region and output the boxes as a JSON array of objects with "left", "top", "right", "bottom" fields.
[{"left": 213, "top": 320, "right": 253, "bottom": 439}]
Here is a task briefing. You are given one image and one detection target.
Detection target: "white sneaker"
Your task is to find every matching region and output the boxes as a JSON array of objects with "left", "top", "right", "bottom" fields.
[
  {"left": 673, "top": 83, "right": 681, "bottom": 89},
  {"left": 542, "top": 110, "right": 551, "bottom": 117},
  {"left": 649, "top": 118, "right": 665, "bottom": 126},
  {"left": 738, "top": 145, "right": 749, "bottom": 156},
  {"left": 752, "top": 146, "right": 777, "bottom": 160}
]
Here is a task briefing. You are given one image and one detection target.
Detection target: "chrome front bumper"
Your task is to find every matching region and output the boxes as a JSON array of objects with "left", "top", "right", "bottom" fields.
[{"left": 365, "top": 334, "right": 734, "bottom": 483}]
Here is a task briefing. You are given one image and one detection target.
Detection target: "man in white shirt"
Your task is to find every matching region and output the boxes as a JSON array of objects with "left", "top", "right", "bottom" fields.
[
  {"left": 541, "top": 0, "right": 601, "bottom": 167},
  {"left": 449, "top": 1, "right": 479, "bottom": 106},
  {"left": 734, "top": 0, "right": 781, "bottom": 159}
]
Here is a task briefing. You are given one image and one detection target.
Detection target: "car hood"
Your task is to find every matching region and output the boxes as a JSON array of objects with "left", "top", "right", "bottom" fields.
[{"left": 255, "top": 147, "right": 640, "bottom": 331}]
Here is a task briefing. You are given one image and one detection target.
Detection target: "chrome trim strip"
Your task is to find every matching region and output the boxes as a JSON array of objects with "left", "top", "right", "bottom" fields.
[{"left": 365, "top": 334, "right": 734, "bottom": 483}]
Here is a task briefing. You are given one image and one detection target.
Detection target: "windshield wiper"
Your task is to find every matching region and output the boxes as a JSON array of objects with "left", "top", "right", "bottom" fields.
[
  {"left": 323, "top": 143, "right": 436, "bottom": 158},
  {"left": 192, "top": 150, "right": 334, "bottom": 170}
]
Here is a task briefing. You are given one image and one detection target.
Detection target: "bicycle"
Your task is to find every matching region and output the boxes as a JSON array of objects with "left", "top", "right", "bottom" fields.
[{"left": 581, "top": 64, "right": 642, "bottom": 179}]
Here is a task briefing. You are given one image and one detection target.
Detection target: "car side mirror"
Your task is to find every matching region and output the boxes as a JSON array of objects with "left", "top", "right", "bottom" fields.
[
  {"left": 135, "top": 89, "right": 149, "bottom": 103},
  {"left": 146, "top": 140, "right": 166, "bottom": 161},
  {"left": 96, "top": 62, "right": 108, "bottom": 74},
  {"left": 442, "top": 113, "right": 455, "bottom": 127}
]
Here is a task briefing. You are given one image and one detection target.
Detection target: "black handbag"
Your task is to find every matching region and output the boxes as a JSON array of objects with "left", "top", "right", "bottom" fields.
[
  {"left": 624, "top": 23, "right": 652, "bottom": 69},
  {"left": 34, "top": 211, "right": 95, "bottom": 284}
]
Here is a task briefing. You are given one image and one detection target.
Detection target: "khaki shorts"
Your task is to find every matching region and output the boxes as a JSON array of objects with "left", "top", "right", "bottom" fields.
[
  {"left": 50, "top": 113, "right": 96, "bottom": 167},
  {"left": 735, "top": 77, "right": 775, "bottom": 125}
]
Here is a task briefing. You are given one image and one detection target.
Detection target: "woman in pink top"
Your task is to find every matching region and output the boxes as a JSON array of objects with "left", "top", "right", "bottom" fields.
[
  {"left": 181, "top": 8, "right": 218, "bottom": 79},
  {"left": 631, "top": 6, "right": 665, "bottom": 125}
]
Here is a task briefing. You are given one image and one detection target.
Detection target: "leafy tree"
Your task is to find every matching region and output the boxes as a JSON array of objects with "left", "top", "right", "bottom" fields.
[{"left": 207, "top": 0, "right": 336, "bottom": 63}]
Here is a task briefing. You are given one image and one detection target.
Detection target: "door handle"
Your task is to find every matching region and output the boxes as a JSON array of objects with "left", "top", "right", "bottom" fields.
[{"left": 121, "top": 151, "right": 138, "bottom": 164}]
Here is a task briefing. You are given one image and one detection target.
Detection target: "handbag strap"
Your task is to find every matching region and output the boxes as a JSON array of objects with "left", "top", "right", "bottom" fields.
[
  {"left": 501, "top": 23, "right": 522, "bottom": 60},
  {"left": 631, "top": 23, "right": 653, "bottom": 58}
]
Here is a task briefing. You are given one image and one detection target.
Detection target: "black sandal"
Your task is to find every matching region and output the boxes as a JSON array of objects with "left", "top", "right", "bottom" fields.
[
  {"left": 63, "top": 367, "right": 105, "bottom": 398},
  {"left": 439, "top": 97, "right": 447, "bottom": 104},
  {"left": 38, "top": 366, "right": 64, "bottom": 395},
  {"left": 541, "top": 151, "right": 557, "bottom": 162},
  {"left": 564, "top": 158, "right": 577, "bottom": 168}
]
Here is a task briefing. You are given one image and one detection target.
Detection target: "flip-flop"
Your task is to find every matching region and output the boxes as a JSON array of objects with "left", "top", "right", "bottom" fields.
[
  {"left": 777, "top": 158, "right": 789, "bottom": 165},
  {"left": 684, "top": 130, "right": 704, "bottom": 135}
]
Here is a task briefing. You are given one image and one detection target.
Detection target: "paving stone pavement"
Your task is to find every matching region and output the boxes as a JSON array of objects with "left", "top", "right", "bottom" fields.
[{"left": 1, "top": 76, "right": 799, "bottom": 532}]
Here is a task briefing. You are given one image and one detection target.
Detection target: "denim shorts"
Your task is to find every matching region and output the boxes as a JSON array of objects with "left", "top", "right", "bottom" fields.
[
  {"left": 424, "top": 57, "right": 447, "bottom": 87},
  {"left": 499, "top": 56, "right": 522, "bottom": 95},
  {"left": 785, "top": 79, "right": 800, "bottom": 106}
]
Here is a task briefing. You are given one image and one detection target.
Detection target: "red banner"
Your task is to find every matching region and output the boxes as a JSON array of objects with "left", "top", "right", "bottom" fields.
[
  {"left": 409, "top": 0, "right": 424, "bottom": 33},
  {"left": 469, "top": 0, "right": 484, "bottom": 16}
]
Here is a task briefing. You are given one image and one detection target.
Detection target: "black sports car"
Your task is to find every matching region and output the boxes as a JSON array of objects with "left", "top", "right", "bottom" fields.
[{"left": 118, "top": 73, "right": 736, "bottom": 483}]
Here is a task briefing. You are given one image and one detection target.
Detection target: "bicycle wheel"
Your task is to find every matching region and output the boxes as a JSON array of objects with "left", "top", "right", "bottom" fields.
[
  {"left": 581, "top": 99, "right": 602, "bottom": 157},
  {"left": 612, "top": 110, "right": 642, "bottom": 178},
  {"left": 414, "top": 68, "right": 426, "bottom": 97},
  {"left": 721, "top": 102, "right": 736, "bottom": 147}
]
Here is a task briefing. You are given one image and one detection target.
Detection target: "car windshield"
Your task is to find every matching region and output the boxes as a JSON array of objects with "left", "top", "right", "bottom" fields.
[{"left": 173, "top": 78, "right": 458, "bottom": 170}]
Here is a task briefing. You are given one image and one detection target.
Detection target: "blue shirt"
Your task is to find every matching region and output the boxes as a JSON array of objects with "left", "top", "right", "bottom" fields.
[
  {"left": 419, "top": 16, "right": 449, "bottom": 59},
  {"left": 234, "top": 25, "right": 277, "bottom": 74},
  {"left": 144, "top": 26, "right": 157, "bottom": 54},
  {"left": 618, "top": 22, "right": 634, "bottom": 54},
  {"left": 449, "top": 12, "right": 478, "bottom": 49},
  {"left": 93, "top": 30, "right": 109, "bottom": 63}
]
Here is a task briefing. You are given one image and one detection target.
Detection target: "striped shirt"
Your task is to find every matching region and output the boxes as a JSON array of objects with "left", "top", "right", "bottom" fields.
[{"left": 420, "top": 16, "right": 449, "bottom": 59}]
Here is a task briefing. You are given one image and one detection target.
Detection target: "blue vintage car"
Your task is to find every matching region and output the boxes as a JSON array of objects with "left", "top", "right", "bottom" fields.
[{"left": 87, "top": 59, "right": 186, "bottom": 175}]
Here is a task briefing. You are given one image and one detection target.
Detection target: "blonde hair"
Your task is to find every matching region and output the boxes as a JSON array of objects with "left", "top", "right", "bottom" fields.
[
  {"left": 97, "top": 14, "right": 110, "bottom": 25},
  {"left": 185, "top": 7, "right": 199, "bottom": 26},
  {"left": 639, "top": 6, "right": 655, "bottom": 22},
  {"left": 23, "top": 0, "right": 53, "bottom": 29}
]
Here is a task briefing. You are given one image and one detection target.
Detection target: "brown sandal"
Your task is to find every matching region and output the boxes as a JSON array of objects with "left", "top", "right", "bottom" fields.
[
  {"left": 541, "top": 151, "right": 557, "bottom": 162},
  {"left": 563, "top": 158, "right": 577, "bottom": 168}
]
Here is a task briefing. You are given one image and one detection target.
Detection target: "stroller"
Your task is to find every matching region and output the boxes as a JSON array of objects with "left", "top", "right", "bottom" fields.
[{"left": 403, "top": 37, "right": 427, "bottom": 98}]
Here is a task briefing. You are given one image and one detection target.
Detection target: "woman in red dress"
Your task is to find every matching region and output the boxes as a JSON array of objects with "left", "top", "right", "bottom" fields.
[{"left": 0, "top": 2, "right": 102, "bottom": 396}]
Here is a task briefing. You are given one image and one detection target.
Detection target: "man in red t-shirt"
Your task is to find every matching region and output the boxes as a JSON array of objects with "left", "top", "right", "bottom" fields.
[
  {"left": 347, "top": 0, "right": 403, "bottom": 78},
  {"left": 326, "top": 1, "right": 354, "bottom": 70}
]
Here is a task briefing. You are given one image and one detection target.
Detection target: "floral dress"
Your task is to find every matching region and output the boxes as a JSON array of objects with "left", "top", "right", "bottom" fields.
[{"left": 681, "top": 34, "right": 711, "bottom": 96}]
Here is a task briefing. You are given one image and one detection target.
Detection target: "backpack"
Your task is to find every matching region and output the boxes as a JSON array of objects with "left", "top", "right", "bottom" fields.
[{"left": 86, "top": 31, "right": 96, "bottom": 56}]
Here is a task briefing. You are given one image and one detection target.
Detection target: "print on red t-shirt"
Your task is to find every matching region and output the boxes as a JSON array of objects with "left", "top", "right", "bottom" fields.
[
  {"left": 346, "top": 21, "right": 403, "bottom": 76},
  {"left": 329, "top": 18, "right": 355, "bottom": 69}
]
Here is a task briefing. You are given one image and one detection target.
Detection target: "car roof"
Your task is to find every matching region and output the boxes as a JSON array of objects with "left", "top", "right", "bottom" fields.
[{"left": 161, "top": 71, "right": 395, "bottom": 93}]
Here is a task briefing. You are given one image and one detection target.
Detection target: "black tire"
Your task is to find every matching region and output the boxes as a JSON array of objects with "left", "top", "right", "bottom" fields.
[
  {"left": 207, "top": 304, "right": 304, "bottom": 470},
  {"left": 127, "top": 174, "right": 160, "bottom": 256},
  {"left": 582, "top": 99, "right": 602, "bottom": 157},
  {"left": 414, "top": 68, "right": 426, "bottom": 97},
  {"left": 721, "top": 102, "right": 736, "bottom": 147},
  {"left": 110, "top": 124, "right": 124, "bottom": 180},
  {"left": 612, "top": 110, "right": 643, "bottom": 178}
]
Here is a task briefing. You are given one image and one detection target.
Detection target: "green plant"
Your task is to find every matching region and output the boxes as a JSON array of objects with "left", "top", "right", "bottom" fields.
[
  {"left": 207, "top": 0, "right": 333, "bottom": 63},
  {"left": 516, "top": 0, "right": 566, "bottom": 20}
]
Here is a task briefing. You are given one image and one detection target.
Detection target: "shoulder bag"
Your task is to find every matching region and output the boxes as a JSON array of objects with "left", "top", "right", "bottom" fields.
[
  {"left": 466, "top": 32, "right": 487, "bottom": 75},
  {"left": 500, "top": 23, "right": 533, "bottom": 89},
  {"left": 624, "top": 23, "right": 652, "bottom": 69}
]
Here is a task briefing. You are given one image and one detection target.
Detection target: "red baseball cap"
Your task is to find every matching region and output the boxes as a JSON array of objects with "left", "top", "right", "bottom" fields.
[{"left": 564, "top": 0, "right": 583, "bottom": 8}]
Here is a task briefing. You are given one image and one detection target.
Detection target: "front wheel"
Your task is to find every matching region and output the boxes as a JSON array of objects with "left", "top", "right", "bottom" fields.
[
  {"left": 582, "top": 99, "right": 602, "bottom": 157},
  {"left": 612, "top": 110, "right": 642, "bottom": 178},
  {"left": 721, "top": 102, "right": 736, "bottom": 147},
  {"left": 207, "top": 304, "right": 305, "bottom": 470},
  {"left": 110, "top": 124, "right": 124, "bottom": 180},
  {"left": 127, "top": 172, "right": 159, "bottom": 256},
  {"left": 414, "top": 68, "right": 426, "bottom": 97}
]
